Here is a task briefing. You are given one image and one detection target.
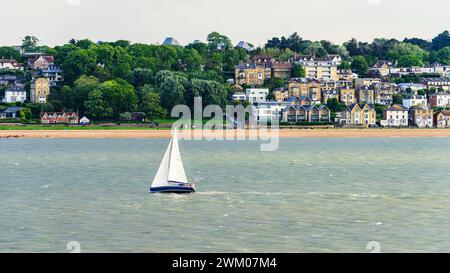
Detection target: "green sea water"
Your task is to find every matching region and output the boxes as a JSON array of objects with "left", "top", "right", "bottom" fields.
[{"left": 1, "top": 138, "right": 450, "bottom": 252}]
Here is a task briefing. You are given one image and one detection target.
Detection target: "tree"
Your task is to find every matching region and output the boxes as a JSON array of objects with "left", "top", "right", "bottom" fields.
[
  {"left": 429, "top": 47, "right": 450, "bottom": 65},
  {"left": 351, "top": 56, "right": 369, "bottom": 76},
  {"left": 22, "top": 36, "right": 39, "bottom": 52},
  {"left": 326, "top": 98, "right": 344, "bottom": 113},
  {"left": 392, "top": 94, "right": 403, "bottom": 105},
  {"left": 432, "top": 31, "right": 450, "bottom": 51},
  {"left": 155, "top": 71, "right": 188, "bottom": 110},
  {"left": 61, "top": 76, "right": 100, "bottom": 114},
  {"left": 207, "top": 32, "right": 232, "bottom": 50},
  {"left": 0, "top": 47, "right": 21, "bottom": 60},
  {"left": 386, "top": 43, "right": 427, "bottom": 65},
  {"left": 338, "top": 61, "right": 351, "bottom": 69},
  {"left": 397, "top": 54, "right": 424, "bottom": 67},
  {"left": 188, "top": 79, "right": 228, "bottom": 107},
  {"left": 140, "top": 90, "right": 167, "bottom": 120},
  {"left": 19, "top": 108, "right": 32, "bottom": 121},
  {"left": 63, "top": 49, "right": 97, "bottom": 83},
  {"left": 84, "top": 79, "right": 138, "bottom": 119},
  {"left": 291, "top": 64, "right": 306, "bottom": 78},
  {"left": 127, "top": 68, "right": 154, "bottom": 88}
]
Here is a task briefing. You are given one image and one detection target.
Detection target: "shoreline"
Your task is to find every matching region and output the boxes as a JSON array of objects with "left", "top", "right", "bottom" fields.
[{"left": 2, "top": 129, "right": 450, "bottom": 139}]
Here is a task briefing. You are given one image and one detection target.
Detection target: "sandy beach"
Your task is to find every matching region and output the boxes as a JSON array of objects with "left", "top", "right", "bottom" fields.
[{"left": 2, "top": 129, "right": 450, "bottom": 139}]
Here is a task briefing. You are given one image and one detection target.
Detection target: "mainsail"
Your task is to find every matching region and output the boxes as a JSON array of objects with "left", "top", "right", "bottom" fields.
[{"left": 151, "top": 130, "right": 188, "bottom": 189}]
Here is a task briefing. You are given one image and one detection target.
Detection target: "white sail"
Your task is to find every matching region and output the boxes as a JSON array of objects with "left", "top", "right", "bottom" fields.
[
  {"left": 150, "top": 140, "right": 172, "bottom": 188},
  {"left": 167, "top": 131, "right": 188, "bottom": 184}
]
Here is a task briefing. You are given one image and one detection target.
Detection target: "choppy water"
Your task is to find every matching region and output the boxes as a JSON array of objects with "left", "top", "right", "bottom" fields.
[{"left": 1, "top": 138, "right": 450, "bottom": 253}]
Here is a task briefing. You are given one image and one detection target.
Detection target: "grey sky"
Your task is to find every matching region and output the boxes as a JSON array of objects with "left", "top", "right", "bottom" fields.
[{"left": 1, "top": 0, "right": 449, "bottom": 47}]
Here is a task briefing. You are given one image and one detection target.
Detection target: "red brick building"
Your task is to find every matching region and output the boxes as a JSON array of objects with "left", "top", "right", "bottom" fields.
[{"left": 40, "top": 112, "right": 79, "bottom": 124}]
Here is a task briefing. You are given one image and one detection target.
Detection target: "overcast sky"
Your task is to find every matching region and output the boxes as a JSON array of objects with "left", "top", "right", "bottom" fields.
[{"left": 1, "top": 0, "right": 449, "bottom": 47}]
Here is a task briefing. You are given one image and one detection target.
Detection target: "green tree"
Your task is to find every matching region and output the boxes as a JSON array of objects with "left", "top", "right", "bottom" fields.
[
  {"left": 351, "top": 56, "right": 369, "bottom": 76},
  {"left": 84, "top": 79, "right": 138, "bottom": 119},
  {"left": 291, "top": 64, "right": 306, "bottom": 78},
  {"left": 22, "top": 36, "right": 39, "bottom": 52},
  {"left": 155, "top": 71, "right": 188, "bottom": 110},
  {"left": 0, "top": 47, "right": 21, "bottom": 60},
  {"left": 63, "top": 49, "right": 98, "bottom": 83},
  {"left": 392, "top": 94, "right": 403, "bottom": 105},
  {"left": 19, "top": 108, "right": 32, "bottom": 121},
  {"left": 326, "top": 98, "right": 344, "bottom": 113},
  {"left": 207, "top": 32, "right": 232, "bottom": 50},
  {"left": 140, "top": 90, "right": 167, "bottom": 120}
]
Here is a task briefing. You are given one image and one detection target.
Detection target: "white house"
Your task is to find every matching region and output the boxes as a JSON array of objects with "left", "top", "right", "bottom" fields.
[
  {"left": 2, "top": 85, "right": 27, "bottom": 103},
  {"left": 0, "top": 59, "right": 23, "bottom": 70},
  {"left": 231, "top": 92, "right": 247, "bottom": 101},
  {"left": 402, "top": 95, "right": 428, "bottom": 108},
  {"left": 80, "top": 116, "right": 90, "bottom": 125},
  {"left": 246, "top": 88, "right": 269, "bottom": 103},
  {"left": 253, "top": 101, "right": 291, "bottom": 124},
  {"left": 397, "top": 83, "right": 426, "bottom": 94},
  {"left": 380, "top": 104, "right": 409, "bottom": 127}
]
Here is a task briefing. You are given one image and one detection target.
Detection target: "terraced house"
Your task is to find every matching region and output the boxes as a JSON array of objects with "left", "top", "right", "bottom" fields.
[
  {"left": 339, "top": 88, "right": 356, "bottom": 106},
  {"left": 282, "top": 96, "right": 330, "bottom": 123},
  {"left": 380, "top": 104, "right": 409, "bottom": 127},
  {"left": 287, "top": 78, "right": 321, "bottom": 103},
  {"left": 409, "top": 106, "right": 434, "bottom": 128},
  {"left": 340, "top": 103, "right": 376, "bottom": 127}
]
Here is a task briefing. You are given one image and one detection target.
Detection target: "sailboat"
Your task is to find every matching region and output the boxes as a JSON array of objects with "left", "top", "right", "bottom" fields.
[{"left": 150, "top": 130, "right": 195, "bottom": 193}]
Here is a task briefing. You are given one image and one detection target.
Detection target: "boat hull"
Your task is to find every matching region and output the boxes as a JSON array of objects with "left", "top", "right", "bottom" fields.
[{"left": 149, "top": 186, "right": 196, "bottom": 194}]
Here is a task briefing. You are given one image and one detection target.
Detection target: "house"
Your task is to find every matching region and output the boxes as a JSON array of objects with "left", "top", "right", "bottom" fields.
[
  {"left": 337, "top": 69, "right": 354, "bottom": 81},
  {"left": 340, "top": 103, "right": 376, "bottom": 127},
  {"left": 421, "top": 77, "right": 450, "bottom": 92},
  {"left": 409, "top": 106, "right": 433, "bottom": 127},
  {"left": 287, "top": 78, "right": 321, "bottom": 103},
  {"left": 430, "top": 92, "right": 450, "bottom": 108},
  {"left": 162, "top": 37, "right": 180, "bottom": 46},
  {"left": 252, "top": 101, "right": 291, "bottom": 124},
  {"left": 80, "top": 116, "right": 90, "bottom": 125},
  {"left": 435, "top": 110, "right": 450, "bottom": 128},
  {"left": 402, "top": 95, "right": 428, "bottom": 108},
  {"left": 320, "top": 80, "right": 353, "bottom": 91},
  {"left": 2, "top": 85, "right": 27, "bottom": 103},
  {"left": 28, "top": 55, "right": 54, "bottom": 70},
  {"left": 321, "top": 90, "right": 339, "bottom": 104},
  {"left": 30, "top": 78, "right": 50, "bottom": 103},
  {"left": 356, "top": 87, "right": 375, "bottom": 104},
  {"left": 339, "top": 88, "right": 356, "bottom": 106},
  {"left": 0, "top": 75, "right": 24, "bottom": 86},
  {"left": 396, "top": 83, "right": 427, "bottom": 95},
  {"left": 371, "top": 82, "right": 397, "bottom": 105},
  {"left": 0, "top": 107, "right": 25, "bottom": 119},
  {"left": 0, "top": 59, "right": 23, "bottom": 70},
  {"left": 40, "top": 65, "right": 63, "bottom": 86},
  {"left": 273, "top": 88, "right": 289, "bottom": 102},
  {"left": 271, "top": 62, "right": 292, "bottom": 80},
  {"left": 246, "top": 88, "right": 269, "bottom": 103},
  {"left": 282, "top": 104, "right": 331, "bottom": 123},
  {"left": 231, "top": 92, "right": 247, "bottom": 101},
  {"left": 355, "top": 78, "right": 382, "bottom": 88},
  {"left": 40, "top": 112, "right": 79, "bottom": 124},
  {"left": 235, "top": 64, "right": 270, "bottom": 86},
  {"left": 380, "top": 104, "right": 409, "bottom": 127},
  {"left": 293, "top": 56, "right": 338, "bottom": 81},
  {"left": 369, "top": 60, "right": 394, "bottom": 77}
]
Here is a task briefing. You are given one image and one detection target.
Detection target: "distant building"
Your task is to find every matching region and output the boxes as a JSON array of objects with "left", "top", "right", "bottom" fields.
[
  {"left": 369, "top": 60, "right": 394, "bottom": 77},
  {"left": 246, "top": 88, "right": 269, "bottom": 103},
  {"left": 273, "top": 88, "right": 289, "bottom": 102},
  {"left": 435, "top": 110, "right": 450, "bottom": 128},
  {"left": 321, "top": 90, "right": 339, "bottom": 104},
  {"left": 355, "top": 78, "right": 382, "bottom": 88},
  {"left": 80, "top": 116, "right": 90, "bottom": 125},
  {"left": 28, "top": 55, "right": 54, "bottom": 70},
  {"left": 271, "top": 62, "right": 292, "bottom": 80},
  {"left": 0, "top": 59, "right": 23, "bottom": 70},
  {"left": 30, "top": 78, "right": 50, "bottom": 103},
  {"left": 339, "top": 88, "right": 356, "bottom": 106},
  {"left": 282, "top": 98, "right": 331, "bottom": 123},
  {"left": 340, "top": 103, "right": 376, "bottom": 127},
  {"left": 0, "top": 107, "right": 25, "bottom": 119},
  {"left": 337, "top": 69, "right": 354, "bottom": 81},
  {"left": 252, "top": 101, "right": 291, "bottom": 124},
  {"left": 430, "top": 92, "right": 450, "bottom": 108},
  {"left": 294, "top": 56, "right": 338, "bottom": 81},
  {"left": 235, "top": 64, "right": 270, "bottom": 86},
  {"left": 40, "top": 65, "right": 63, "bottom": 87},
  {"left": 231, "top": 92, "right": 247, "bottom": 101},
  {"left": 356, "top": 87, "right": 375, "bottom": 104},
  {"left": 2, "top": 85, "right": 26, "bottom": 103},
  {"left": 162, "top": 37, "right": 180, "bottom": 46},
  {"left": 396, "top": 83, "right": 427, "bottom": 94},
  {"left": 0, "top": 75, "right": 24, "bottom": 86},
  {"left": 380, "top": 104, "right": 409, "bottom": 127},
  {"left": 287, "top": 78, "right": 321, "bottom": 103},
  {"left": 422, "top": 77, "right": 450, "bottom": 92},
  {"left": 402, "top": 95, "right": 428, "bottom": 108},
  {"left": 409, "top": 106, "right": 433, "bottom": 127},
  {"left": 40, "top": 112, "right": 79, "bottom": 124}
]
